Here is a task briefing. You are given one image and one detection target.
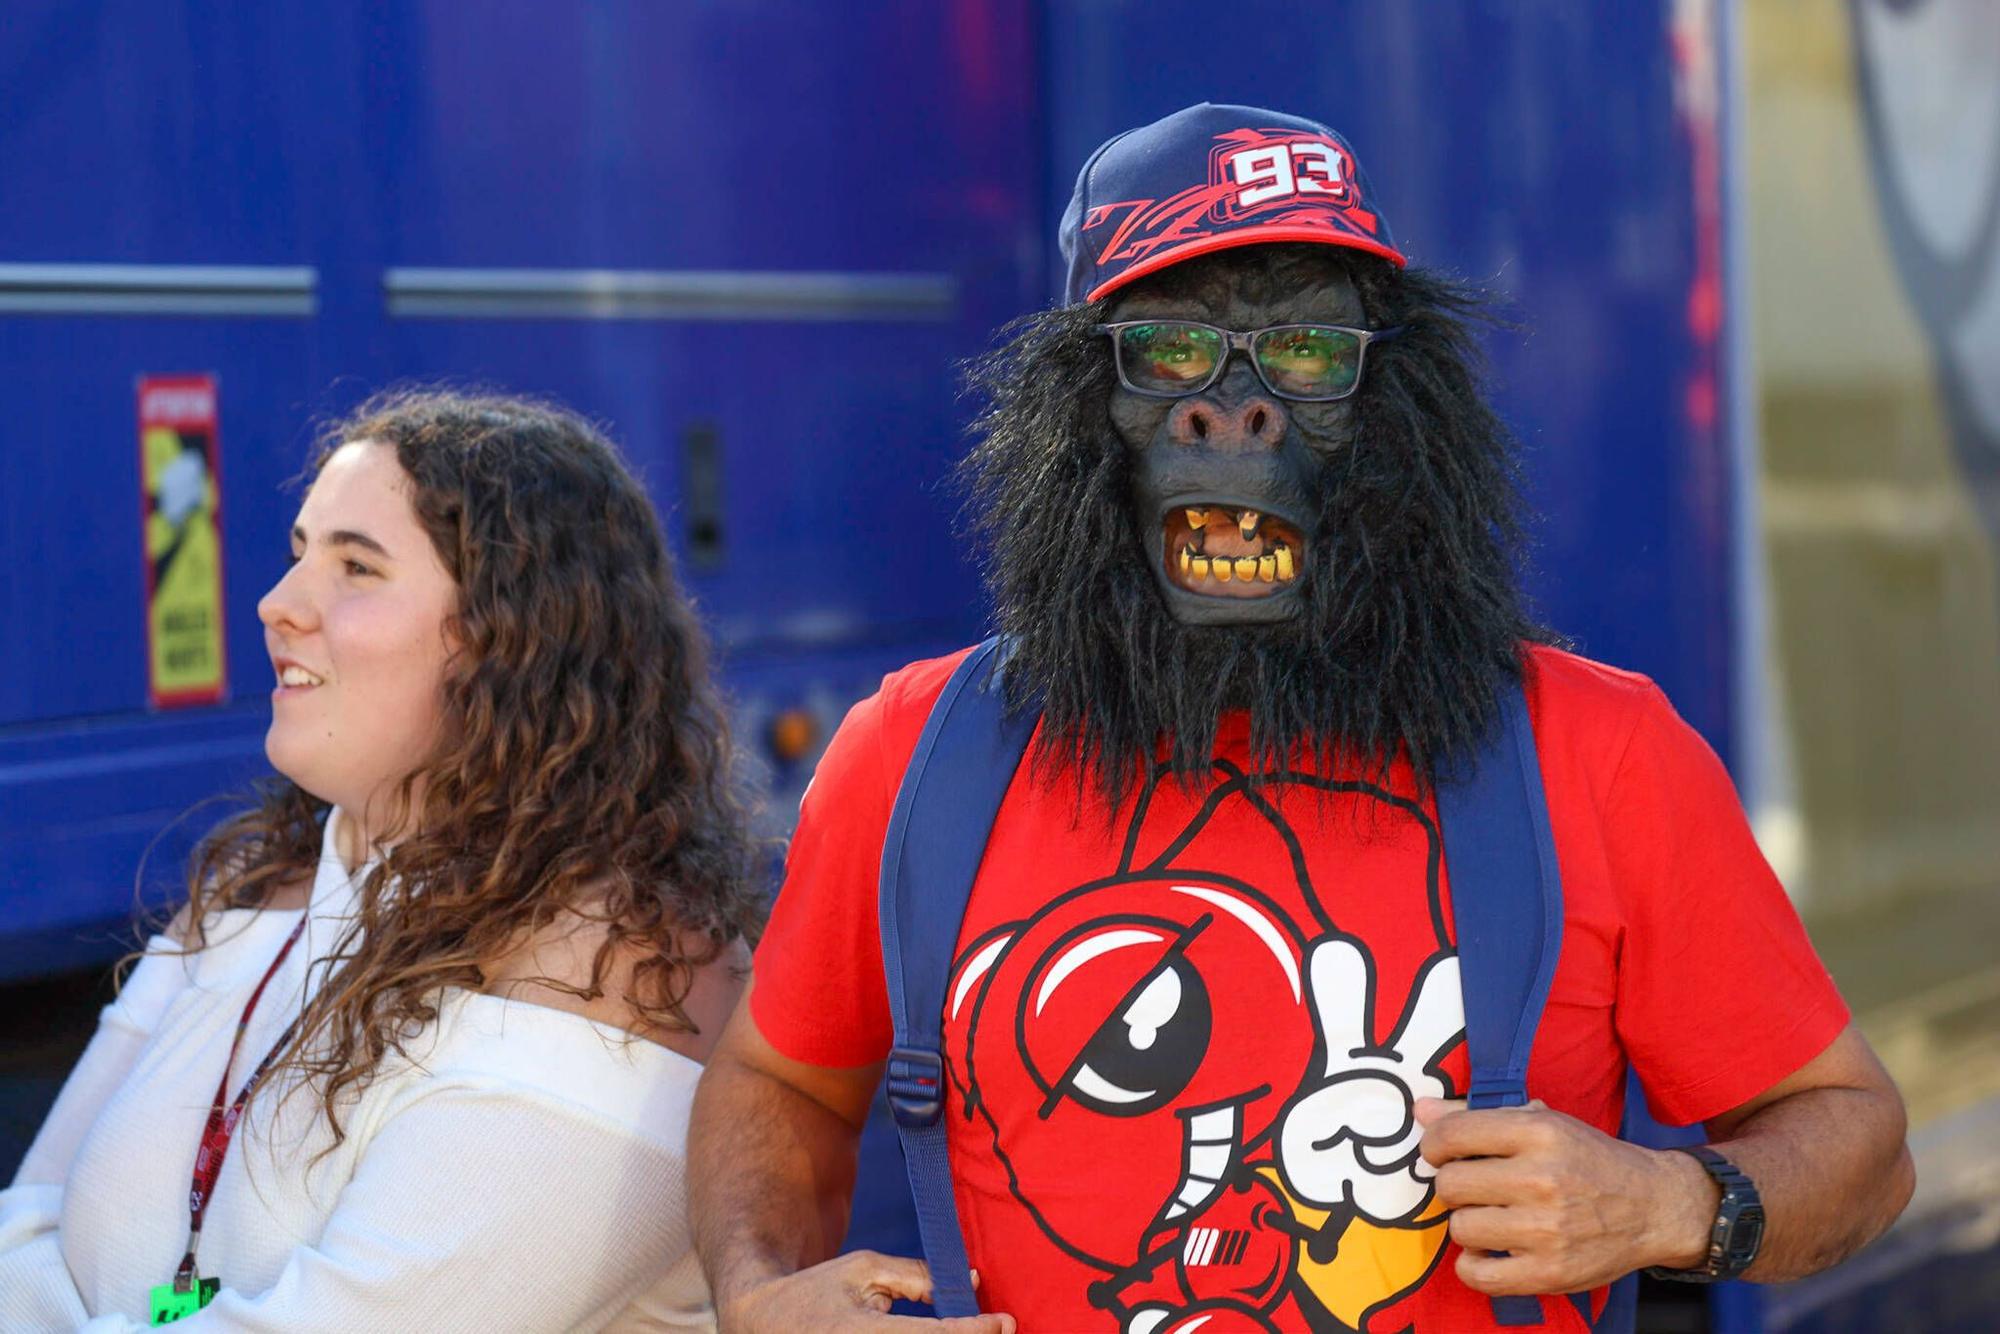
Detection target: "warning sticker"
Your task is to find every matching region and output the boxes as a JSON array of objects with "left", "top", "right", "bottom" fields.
[{"left": 139, "top": 374, "right": 227, "bottom": 707}]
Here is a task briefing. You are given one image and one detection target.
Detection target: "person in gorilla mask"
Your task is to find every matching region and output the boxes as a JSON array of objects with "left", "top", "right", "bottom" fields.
[{"left": 689, "top": 105, "right": 1910, "bottom": 1334}]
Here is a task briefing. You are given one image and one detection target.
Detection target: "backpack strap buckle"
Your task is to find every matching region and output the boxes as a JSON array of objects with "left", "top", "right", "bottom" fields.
[
  {"left": 1468, "top": 1075, "right": 1528, "bottom": 1110},
  {"left": 887, "top": 1046, "right": 946, "bottom": 1128}
]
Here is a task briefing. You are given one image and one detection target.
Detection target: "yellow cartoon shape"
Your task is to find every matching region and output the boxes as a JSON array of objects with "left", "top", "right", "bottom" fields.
[
  {"left": 1269, "top": 938, "right": 1465, "bottom": 1325},
  {"left": 1260, "top": 1165, "right": 1450, "bottom": 1329}
]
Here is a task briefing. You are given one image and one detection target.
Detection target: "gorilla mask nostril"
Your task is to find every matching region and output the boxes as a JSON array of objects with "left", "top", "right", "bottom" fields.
[{"left": 1163, "top": 395, "right": 1284, "bottom": 449}]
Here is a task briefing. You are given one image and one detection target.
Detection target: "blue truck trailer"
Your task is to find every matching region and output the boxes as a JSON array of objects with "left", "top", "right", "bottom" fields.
[
  {"left": 0, "top": 0, "right": 1739, "bottom": 979},
  {"left": 28, "top": 4, "right": 2000, "bottom": 1328}
]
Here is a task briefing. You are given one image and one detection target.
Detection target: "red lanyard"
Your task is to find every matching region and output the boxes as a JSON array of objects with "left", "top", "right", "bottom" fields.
[{"left": 171, "top": 912, "right": 310, "bottom": 1293}]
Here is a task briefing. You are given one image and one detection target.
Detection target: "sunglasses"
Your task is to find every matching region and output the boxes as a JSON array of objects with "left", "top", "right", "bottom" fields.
[{"left": 1094, "top": 320, "right": 1402, "bottom": 402}]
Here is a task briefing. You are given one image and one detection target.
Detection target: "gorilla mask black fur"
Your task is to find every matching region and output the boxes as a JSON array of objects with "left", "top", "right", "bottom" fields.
[{"left": 960, "top": 244, "right": 1552, "bottom": 805}]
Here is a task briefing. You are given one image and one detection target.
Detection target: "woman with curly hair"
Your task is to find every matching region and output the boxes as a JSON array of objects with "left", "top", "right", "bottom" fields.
[{"left": 0, "top": 391, "right": 764, "bottom": 1330}]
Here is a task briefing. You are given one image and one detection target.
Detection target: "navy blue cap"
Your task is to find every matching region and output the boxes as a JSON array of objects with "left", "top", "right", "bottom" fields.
[{"left": 1059, "top": 103, "right": 1406, "bottom": 305}]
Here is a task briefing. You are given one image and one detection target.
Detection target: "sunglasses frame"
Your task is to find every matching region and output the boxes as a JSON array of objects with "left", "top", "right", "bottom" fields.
[{"left": 1093, "top": 319, "right": 1404, "bottom": 403}]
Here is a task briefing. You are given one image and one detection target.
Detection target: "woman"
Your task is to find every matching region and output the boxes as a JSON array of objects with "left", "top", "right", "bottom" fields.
[{"left": 0, "top": 391, "right": 764, "bottom": 1330}]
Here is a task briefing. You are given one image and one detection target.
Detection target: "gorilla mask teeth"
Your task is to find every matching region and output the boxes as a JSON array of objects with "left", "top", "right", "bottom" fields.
[{"left": 1163, "top": 504, "right": 1305, "bottom": 596}]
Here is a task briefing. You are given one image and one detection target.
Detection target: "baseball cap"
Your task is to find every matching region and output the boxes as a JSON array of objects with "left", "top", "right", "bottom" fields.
[{"left": 1059, "top": 102, "right": 1406, "bottom": 305}]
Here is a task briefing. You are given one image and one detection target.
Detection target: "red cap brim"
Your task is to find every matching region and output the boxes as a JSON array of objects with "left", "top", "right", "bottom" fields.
[{"left": 1086, "top": 226, "right": 1409, "bottom": 304}]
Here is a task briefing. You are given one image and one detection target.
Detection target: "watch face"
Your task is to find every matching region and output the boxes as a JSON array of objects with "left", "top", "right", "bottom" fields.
[{"left": 1726, "top": 1204, "right": 1767, "bottom": 1268}]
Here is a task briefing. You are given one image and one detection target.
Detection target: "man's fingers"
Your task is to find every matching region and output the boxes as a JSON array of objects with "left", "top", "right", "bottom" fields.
[
  {"left": 1414, "top": 1097, "right": 1546, "bottom": 1128},
  {"left": 937, "top": 1271, "right": 1017, "bottom": 1334},
  {"left": 1454, "top": 1245, "right": 1546, "bottom": 1297},
  {"left": 1419, "top": 1103, "right": 1558, "bottom": 1166},
  {"left": 1444, "top": 1203, "right": 1518, "bottom": 1252},
  {"left": 1432, "top": 1154, "right": 1535, "bottom": 1207},
  {"left": 876, "top": 1307, "right": 1015, "bottom": 1331},
  {"left": 934, "top": 1317, "right": 1016, "bottom": 1333},
  {"left": 839, "top": 1254, "right": 1016, "bottom": 1332},
  {"left": 1412, "top": 1096, "right": 1465, "bottom": 1128},
  {"left": 844, "top": 1251, "right": 936, "bottom": 1307}
]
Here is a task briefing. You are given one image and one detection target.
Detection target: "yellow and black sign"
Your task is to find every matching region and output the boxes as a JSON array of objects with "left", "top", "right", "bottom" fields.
[{"left": 139, "top": 374, "right": 227, "bottom": 707}]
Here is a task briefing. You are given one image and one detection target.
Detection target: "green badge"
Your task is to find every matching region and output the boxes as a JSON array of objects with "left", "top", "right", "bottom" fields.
[{"left": 148, "top": 1277, "right": 218, "bottom": 1324}]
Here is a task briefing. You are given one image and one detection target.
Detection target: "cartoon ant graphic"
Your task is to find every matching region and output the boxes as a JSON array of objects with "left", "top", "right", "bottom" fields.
[{"left": 943, "top": 761, "right": 1469, "bottom": 1332}]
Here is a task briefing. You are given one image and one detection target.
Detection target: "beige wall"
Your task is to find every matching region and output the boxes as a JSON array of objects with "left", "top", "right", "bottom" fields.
[{"left": 1744, "top": 0, "right": 2000, "bottom": 1125}]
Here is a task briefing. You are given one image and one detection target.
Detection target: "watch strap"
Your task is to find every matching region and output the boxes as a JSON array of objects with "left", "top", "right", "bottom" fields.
[{"left": 1643, "top": 1145, "right": 1765, "bottom": 1283}]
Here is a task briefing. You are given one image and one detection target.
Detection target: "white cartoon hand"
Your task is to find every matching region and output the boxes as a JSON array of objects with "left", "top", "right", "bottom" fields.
[{"left": 1276, "top": 938, "right": 1464, "bottom": 1224}]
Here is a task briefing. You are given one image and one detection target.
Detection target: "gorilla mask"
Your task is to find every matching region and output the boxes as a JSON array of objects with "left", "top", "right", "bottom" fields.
[
  {"left": 960, "top": 243, "right": 1551, "bottom": 805},
  {"left": 1108, "top": 247, "right": 1368, "bottom": 627}
]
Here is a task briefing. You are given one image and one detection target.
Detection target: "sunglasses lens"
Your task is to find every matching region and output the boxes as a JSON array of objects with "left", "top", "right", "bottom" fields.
[
  {"left": 1254, "top": 326, "right": 1364, "bottom": 399},
  {"left": 1116, "top": 323, "right": 1224, "bottom": 394}
]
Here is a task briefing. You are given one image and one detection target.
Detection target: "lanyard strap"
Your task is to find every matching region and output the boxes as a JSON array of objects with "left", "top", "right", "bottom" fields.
[{"left": 172, "top": 912, "right": 310, "bottom": 1292}]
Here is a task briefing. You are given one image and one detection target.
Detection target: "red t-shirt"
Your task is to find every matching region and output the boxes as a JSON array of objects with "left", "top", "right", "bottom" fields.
[{"left": 751, "top": 644, "right": 1848, "bottom": 1333}]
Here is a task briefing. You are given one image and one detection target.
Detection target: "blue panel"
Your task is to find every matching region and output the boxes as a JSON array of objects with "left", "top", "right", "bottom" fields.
[
  {"left": 0, "top": 0, "right": 1040, "bottom": 975},
  {"left": 0, "top": 320, "right": 321, "bottom": 728},
  {"left": 1, "top": 0, "right": 1736, "bottom": 977},
  {"left": 374, "top": 5, "right": 1040, "bottom": 278},
  {"left": 0, "top": 706, "right": 271, "bottom": 975},
  {"left": 351, "top": 1, "right": 1039, "bottom": 648}
]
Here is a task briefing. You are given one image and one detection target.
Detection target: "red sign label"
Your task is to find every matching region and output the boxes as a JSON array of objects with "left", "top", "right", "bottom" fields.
[{"left": 139, "top": 374, "right": 227, "bottom": 707}]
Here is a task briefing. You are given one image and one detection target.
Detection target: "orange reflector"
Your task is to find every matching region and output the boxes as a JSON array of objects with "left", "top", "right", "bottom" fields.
[{"left": 769, "top": 708, "right": 820, "bottom": 763}]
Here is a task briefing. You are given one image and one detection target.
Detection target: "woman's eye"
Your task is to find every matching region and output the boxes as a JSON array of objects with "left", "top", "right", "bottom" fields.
[{"left": 343, "top": 559, "right": 375, "bottom": 577}]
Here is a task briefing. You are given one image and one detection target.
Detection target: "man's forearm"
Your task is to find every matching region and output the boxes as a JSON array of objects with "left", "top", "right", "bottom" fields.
[
  {"left": 1657, "top": 1084, "right": 1913, "bottom": 1282},
  {"left": 688, "top": 1053, "right": 864, "bottom": 1307}
]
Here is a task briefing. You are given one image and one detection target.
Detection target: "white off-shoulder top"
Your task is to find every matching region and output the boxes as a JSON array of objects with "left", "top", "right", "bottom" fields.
[{"left": 0, "top": 809, "right": 714, "bottom": 1331}]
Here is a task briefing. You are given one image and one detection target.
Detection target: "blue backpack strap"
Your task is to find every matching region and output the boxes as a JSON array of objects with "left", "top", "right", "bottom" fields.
[
  {"left": 1436, "top": 679, "right": 1567, "bottom": 1329},
  {"left": 877, "top": 635, "right": 1037, "bottom": 1317}
]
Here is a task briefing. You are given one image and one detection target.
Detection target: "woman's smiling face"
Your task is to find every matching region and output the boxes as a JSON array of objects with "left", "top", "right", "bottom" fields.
[{"left": 258, "top": 440, "right": 459, "bottom": 830}]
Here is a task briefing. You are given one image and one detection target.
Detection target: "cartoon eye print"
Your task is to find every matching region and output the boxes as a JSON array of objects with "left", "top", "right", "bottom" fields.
[
  {"left": 948, "top": 874, "right": 1319, "bottom": 1274},
  {"left": 1063, "top": 953, "right": 1214, "bottom": 1115},
  {"left": 1025, "top": 917, "right": 1215, "bottom": 1118},
  {"left": 938, "top": 770, "right": 1461, "bottom": 1327}
]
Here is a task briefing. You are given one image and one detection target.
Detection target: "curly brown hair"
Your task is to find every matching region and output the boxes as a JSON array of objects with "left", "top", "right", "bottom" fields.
[{"left": 175, "top": 388, "right": 763, "bottom": 1143}]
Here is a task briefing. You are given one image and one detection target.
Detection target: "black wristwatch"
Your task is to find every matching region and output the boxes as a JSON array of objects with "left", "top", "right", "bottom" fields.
[{"left": 1644, "top": 1145, "right": 1765, "bottom": 1282}]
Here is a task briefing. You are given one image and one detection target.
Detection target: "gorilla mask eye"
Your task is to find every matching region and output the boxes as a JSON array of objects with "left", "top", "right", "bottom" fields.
[{"left": 1056, "top": 956, "right": 1212, "bottom": 1117}]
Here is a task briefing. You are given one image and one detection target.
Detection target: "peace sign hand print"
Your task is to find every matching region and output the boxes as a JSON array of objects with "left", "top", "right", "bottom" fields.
[{"left": 1275, "top": 938, "right": 1465, "bottom": 1224}]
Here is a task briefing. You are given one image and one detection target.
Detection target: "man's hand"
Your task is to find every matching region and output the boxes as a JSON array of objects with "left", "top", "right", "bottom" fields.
[
  {"left": 1415, "top": 1097, "right": 1715, "bottom": 1295},
  {"left": 691, "top": 992, "right": 1020, "bottom": 1333},
  {"left": 719, "top": 1253, "right": 1015, "bottom": 1334}
]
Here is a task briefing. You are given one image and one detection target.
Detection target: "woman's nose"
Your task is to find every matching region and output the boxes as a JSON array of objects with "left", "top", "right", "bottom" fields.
[{"left": 257, "top": 560, "right": 317, "bottom": 633}]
